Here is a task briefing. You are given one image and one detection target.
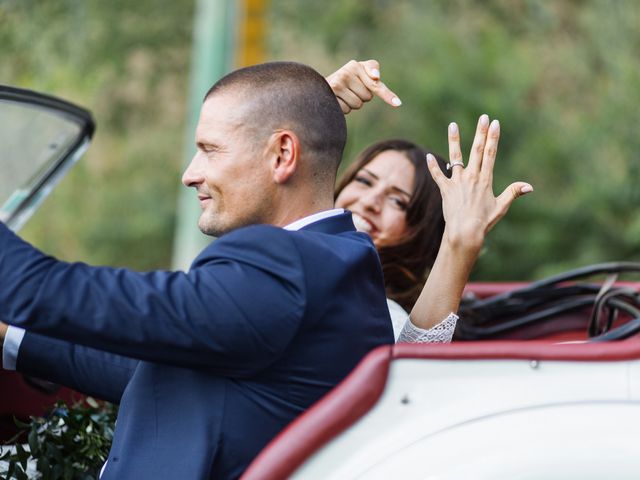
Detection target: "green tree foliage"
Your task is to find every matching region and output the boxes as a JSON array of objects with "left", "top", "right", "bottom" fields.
[
  {"left": 1, "top": 0, "right": 639, "bottom": 280},
  {"left": 0, "top": 0, "right": 194, "bottom": 269},
  {"left": 271, "top": 0, "right": 640, "bottom": 280}
]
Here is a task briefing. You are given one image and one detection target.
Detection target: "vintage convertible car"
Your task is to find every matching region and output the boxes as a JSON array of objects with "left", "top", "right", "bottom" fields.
[
  {"left": 242, "top": 339, "right": 640, "bottom": 479},
  {"left": 3, "top": 86, "right": 640, "bottom": 478},
  {"left": 238, "top": 269, "right": 640, "bottom": 479}
]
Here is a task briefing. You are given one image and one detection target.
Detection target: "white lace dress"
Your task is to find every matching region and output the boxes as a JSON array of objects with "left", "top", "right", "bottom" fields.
[{"left": 387, "top": 299, "right": 458, "bottom": 343}]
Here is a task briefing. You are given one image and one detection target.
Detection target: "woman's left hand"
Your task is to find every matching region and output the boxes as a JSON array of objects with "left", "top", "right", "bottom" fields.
[
  {"left": 426, "top": 114, "right": 533, "bottom": 256},
  {"left": 411, "top": 115, "right": 532, "bottom": 329}
]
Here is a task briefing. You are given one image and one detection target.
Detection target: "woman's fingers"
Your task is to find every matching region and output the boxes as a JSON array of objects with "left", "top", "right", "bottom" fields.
[
  {"left": 435, "top": 117, "right": 533, "bottom": 241},
  {"left": 467, "top": 114, "right": 490, "bottom": 171},
  {"left": 480, "top": 119, "right": 501, "bottom": 180},
  {"left": 369, "top": 81, "right": 402, "bottom": 108},
  {"left": 360, "top": 59, "right": 381, "bottom": 80},
  {"left": 426, "top": 153, "right": 448, "bottom": 190},
  {"left": 358, "top": 60, "right": 401, "bottom": 107},
  {"left": 335, "top": 87, "right": 365, "bottom": 112},
  {"left": 326, "top": 59, "right": 401, "bottom": 113},
  {"left": 326, "top": 60, "right": 365, "bottom": 111},
  {"left": 447, "top": 122, "right": 464, "bottom": 176},
  {"left": 336, "top": 98, "right": 350, "bottom": 114},
  {"left": 491, "top": 181, "right": 534, "bottom": 229},
  {"left": 346, "top": 77, "right": 375, "bottom": 104}
]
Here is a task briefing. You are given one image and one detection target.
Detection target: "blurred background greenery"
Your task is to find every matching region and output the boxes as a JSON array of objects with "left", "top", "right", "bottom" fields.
[{"left": 1, "top": 0, "right": 639, "bottom": 280}]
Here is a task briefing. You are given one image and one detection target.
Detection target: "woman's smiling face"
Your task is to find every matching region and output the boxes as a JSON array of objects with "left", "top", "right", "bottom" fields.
[{"left": 335, "top": 149, "right": 415, "bottom": 248}]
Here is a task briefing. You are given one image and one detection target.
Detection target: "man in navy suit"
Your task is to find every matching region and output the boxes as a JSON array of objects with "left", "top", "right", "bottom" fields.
[{"left": 0, "top": 62, "right": 394, "bottom": 479}]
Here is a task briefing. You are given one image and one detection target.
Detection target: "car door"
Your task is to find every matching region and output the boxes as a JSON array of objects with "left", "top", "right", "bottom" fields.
[{"left": 0, "top": 85, "right": 95, "bottom": 441}]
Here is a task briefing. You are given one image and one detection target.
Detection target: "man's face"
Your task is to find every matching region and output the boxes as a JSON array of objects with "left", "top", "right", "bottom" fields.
[{"left": 182, "top": 91, "right": 274, "bottom": 237}]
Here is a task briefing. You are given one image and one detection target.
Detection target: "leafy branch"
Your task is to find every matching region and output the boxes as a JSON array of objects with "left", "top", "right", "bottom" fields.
[{"left": 0, "top": 398, "right": 117, "bottom": 480}]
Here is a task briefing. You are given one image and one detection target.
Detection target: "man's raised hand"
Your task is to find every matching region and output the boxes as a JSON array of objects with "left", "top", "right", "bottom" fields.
[
  {"left": 326, "top": 59, "right": 402, "bottom": 114},
  {"left": 426, "top": 114, "right": 533, "bottom": 255}
]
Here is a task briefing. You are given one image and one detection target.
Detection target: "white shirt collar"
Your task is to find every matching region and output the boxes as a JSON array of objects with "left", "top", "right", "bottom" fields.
[{"left": 283, "top": 208, "right": 345, "bottom": 231}]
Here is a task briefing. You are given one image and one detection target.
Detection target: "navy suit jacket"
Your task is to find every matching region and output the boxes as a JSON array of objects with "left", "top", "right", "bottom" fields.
[{"left": 0, "top": 213, "right": 393, "bottom": 479}]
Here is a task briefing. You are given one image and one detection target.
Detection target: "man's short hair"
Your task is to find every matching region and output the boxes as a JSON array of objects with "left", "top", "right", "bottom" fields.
[{"left": 205, "top": 62, "right": 347, "bottom": 181}]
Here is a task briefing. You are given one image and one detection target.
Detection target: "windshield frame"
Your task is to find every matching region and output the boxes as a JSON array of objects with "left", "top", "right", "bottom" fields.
[{"left": 0, "top": 85, "right": 95, "bottom": 231}]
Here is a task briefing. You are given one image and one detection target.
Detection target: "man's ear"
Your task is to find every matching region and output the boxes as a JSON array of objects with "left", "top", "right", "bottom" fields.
[{"left": 268, "top": 130, "right": 300, "bottom": 184}]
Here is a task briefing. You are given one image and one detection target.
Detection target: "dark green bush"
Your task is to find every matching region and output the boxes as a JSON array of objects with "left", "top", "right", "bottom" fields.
[{"left": 0, "top": 398, "right": 117, "bottom": 480}]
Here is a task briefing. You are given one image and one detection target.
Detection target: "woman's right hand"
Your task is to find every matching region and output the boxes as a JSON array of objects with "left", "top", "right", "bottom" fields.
[{"left": 326, "top": 59, "right": 402, "bottom": 114}]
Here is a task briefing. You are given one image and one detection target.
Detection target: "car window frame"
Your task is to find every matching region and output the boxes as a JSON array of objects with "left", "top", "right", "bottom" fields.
[{"left": 0, "top": 85, "right": 95, "bottom": 231}]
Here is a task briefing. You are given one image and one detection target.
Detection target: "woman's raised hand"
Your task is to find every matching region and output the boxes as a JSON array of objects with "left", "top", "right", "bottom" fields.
[
  {"left": 326, "top": 59, "right": 402, "bottom": 114},
  {"left": 410, "top": 115, "right": 532, "bottom": 329},
  {"left": 426, "top": 114, "right": 533, "bottom": 256}
]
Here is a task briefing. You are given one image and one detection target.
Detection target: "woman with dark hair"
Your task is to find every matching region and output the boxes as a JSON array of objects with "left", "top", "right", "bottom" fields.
[
  {"left": 328, "top": 60, "right": 534, "bottom": 344},
  {"left": 335, "top": 139, "right": 454, "bottom": 341}
]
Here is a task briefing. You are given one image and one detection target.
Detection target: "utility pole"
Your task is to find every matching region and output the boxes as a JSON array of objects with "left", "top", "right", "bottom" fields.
[
  {"left": 172, "top": 0, "right": 237, "bottom": 270},
  {"left": 172, "top": 0, "right": 268, "bottom": 270}
]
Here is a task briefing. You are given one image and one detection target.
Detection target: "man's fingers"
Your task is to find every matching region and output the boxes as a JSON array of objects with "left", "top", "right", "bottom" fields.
[
  {"left": 467, "top": 114, "right": 490, "bottom": 171},
  {"left": 426, "top": 153, "right": 448, "bottom": 190},
  {"left": 0, "top": 322, "right": 8, "bottom": 345}
]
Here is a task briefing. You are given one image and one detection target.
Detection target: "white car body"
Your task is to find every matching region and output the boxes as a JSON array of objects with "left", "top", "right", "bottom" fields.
[{"left": 243, "top": 340, "right": 640, "bottom": 479}]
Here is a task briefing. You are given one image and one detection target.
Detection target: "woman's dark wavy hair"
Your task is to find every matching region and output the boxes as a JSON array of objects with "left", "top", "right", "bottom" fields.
[{"left": 335, "top": 139, "right": 450, "bottom": 312}]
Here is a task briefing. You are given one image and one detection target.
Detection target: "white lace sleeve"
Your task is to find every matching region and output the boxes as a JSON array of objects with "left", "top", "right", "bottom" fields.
[{"left": 397, "top": 312, "right": 458, "bottom": 344}]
